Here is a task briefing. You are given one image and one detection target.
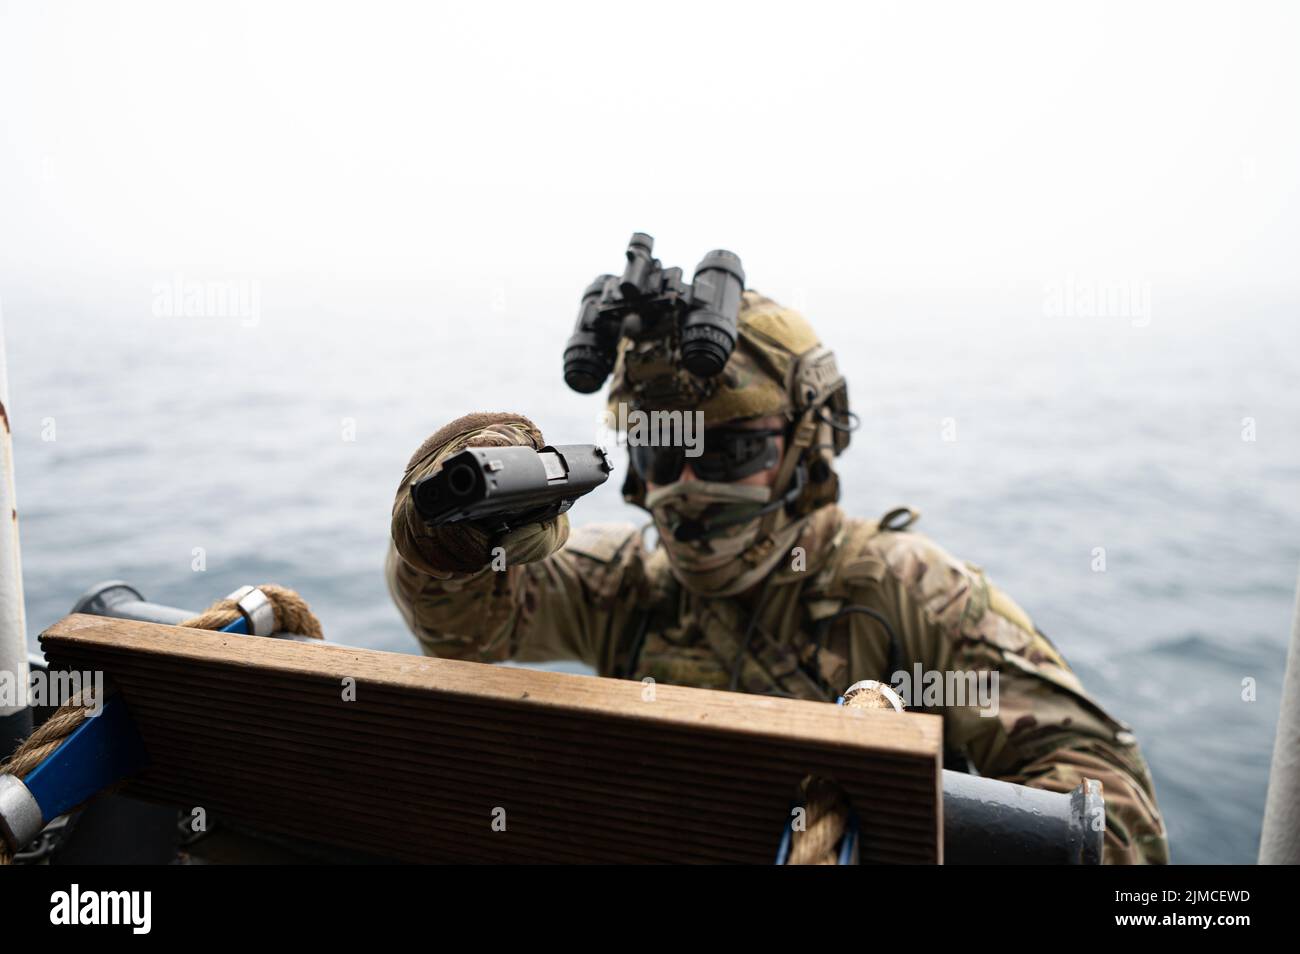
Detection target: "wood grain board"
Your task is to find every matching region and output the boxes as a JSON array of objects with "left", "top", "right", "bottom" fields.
[{"left": 40, "top": 613, "right": 943, "bottom": 863}]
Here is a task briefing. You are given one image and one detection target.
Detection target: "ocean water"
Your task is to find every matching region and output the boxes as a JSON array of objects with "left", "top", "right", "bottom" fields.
[{"left": 4, "top": 277, "right": 1296, "bottom": 864}]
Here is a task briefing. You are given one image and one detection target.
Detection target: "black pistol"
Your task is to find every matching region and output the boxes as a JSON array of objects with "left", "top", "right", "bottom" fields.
[{"left": 411, "top": 444, "right": 613, "bottom": 535}]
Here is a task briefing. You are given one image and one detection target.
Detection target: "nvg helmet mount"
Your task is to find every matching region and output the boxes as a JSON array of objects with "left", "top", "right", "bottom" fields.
[
  {"left": 562, "top": 232, "right": 746, "bottom": 393},
  {"left": 563, "top": 233, "right": 854, "bottom": 521}
]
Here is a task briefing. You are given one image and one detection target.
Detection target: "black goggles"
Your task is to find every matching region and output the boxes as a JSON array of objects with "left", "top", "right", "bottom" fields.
[{"left": 629, "top": 427, "right": 783, "bottom": 484}]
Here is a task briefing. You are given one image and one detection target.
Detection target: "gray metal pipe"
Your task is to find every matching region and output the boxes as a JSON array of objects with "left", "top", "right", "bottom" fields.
[
  {"left": 70, "top": 581, "right": 195, "bottom": 626},
  {"left": 70, "top": 580, "right": 321, "bottom": 642},
  {"left": 69, "top": 580, "right": 1105, "bottom": 864},
  {"left": 942, "top": 771, "right": 1102, "bottom": 864},
  {"left": 1260, "top": 564, "right": 1300, "bottom": 864}
]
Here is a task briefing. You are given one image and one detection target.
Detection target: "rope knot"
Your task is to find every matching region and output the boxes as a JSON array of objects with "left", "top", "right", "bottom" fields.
[
  {"left": 179, "top": 584, "right": 323, "bottom": 639},
  {"left": 786, "top": 680, "right": 905, "bottom": 864}
]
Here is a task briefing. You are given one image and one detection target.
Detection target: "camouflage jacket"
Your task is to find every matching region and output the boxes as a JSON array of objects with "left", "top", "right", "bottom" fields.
[{"left": 386, "top": 502, "right": 1169, "bottom": 864}]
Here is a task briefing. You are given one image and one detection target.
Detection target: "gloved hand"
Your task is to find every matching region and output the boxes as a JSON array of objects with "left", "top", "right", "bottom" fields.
[{"left": 390, "top": 412, "right": 571, "bottom": 578}]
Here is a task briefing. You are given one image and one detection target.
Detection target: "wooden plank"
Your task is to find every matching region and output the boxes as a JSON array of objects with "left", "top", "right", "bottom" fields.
[{"left": 40, "top": 613, "right": 944, "bottom": 863}]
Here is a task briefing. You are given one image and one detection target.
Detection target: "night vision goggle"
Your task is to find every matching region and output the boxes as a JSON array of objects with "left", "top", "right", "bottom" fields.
[{"left": 562, "top": 232, "right": 745, "bottom": 394}]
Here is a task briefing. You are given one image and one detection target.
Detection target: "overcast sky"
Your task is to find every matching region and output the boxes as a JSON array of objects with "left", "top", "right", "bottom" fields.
[{"left": 1, "top": 0, "right": 1296, "bottom": 301}]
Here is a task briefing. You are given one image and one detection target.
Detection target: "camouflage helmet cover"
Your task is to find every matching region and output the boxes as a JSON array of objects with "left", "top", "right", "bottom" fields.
[
  {"left": 606, "top": 290, "right": 848, "bottom": 429},
  {"left": 606, "top": 290, "right": 852, "bottom": 511}
]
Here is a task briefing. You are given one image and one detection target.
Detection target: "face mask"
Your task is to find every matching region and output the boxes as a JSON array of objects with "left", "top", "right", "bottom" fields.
[{"left": 645, "top": 480, "right": 805, "bottom": 597}]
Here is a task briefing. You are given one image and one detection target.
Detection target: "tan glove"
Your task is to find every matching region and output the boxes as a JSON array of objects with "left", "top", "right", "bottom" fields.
[{"left": 390, "top": 412, "right": 571, "bottom": 578}]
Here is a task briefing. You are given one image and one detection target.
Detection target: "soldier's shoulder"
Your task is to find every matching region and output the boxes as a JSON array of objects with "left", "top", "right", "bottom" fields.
[
  {"left": 832, "top": 507, "right": 962, "bottom": 583},
  {"left": 867, "top": 520, "right": 969, "bottom": 594},
  {"left": 831, "top": 508, "right": 996, "bottom": 634},
  {"left": 845, "top": 510, "right": 1079, "bottom": 682}
]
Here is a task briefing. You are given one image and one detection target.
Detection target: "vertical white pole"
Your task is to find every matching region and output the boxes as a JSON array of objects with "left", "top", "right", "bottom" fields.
[
  {"left": 0, "top": 301, "right": 30, "bottom": 753},
  {"left": 1260, "top": 565, "right": 1300, "bottom": 863}
]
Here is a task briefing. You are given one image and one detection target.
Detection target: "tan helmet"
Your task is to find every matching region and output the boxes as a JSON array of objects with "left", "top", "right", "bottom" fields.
[{"left": 607, "top": 290, "right": 852, "bottom": 511}]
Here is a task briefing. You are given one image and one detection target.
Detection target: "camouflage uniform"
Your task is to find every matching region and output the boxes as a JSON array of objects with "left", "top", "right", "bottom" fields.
[{"left": 387, "top": 294, "right": 1169, "bottom": 865}]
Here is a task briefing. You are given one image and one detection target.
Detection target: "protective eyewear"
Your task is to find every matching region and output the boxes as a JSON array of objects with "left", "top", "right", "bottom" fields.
[{"left": 629, "top": 427, "right": 783, "bottom": 484}]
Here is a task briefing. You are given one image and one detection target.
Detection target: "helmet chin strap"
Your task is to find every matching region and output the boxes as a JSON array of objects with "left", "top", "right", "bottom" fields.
[
  {"left": 754, "top": 409, "right": 818, "bottom": 537},
  {"left": 672, "top": 465, "right": 806, "bottom": 543}
]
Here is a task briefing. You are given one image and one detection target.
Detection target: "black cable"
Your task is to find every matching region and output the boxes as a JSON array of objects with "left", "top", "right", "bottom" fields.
[
  {"left": 815, "top": 406, "right": 860, "bottom": 434},
  {"left": 619, "top": 611, "right": 652, "bottom": 679},
  {"left": 813, "top": 604, "right": 905, "bottom": 695},
  {"left": 728, "top": 580, "right": 777, "bottom": 692}
]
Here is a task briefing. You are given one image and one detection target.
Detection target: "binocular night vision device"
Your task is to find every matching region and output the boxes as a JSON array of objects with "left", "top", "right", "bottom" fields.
[{"left": 562, "top": 232, "right": 745, "bottom": 394}]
